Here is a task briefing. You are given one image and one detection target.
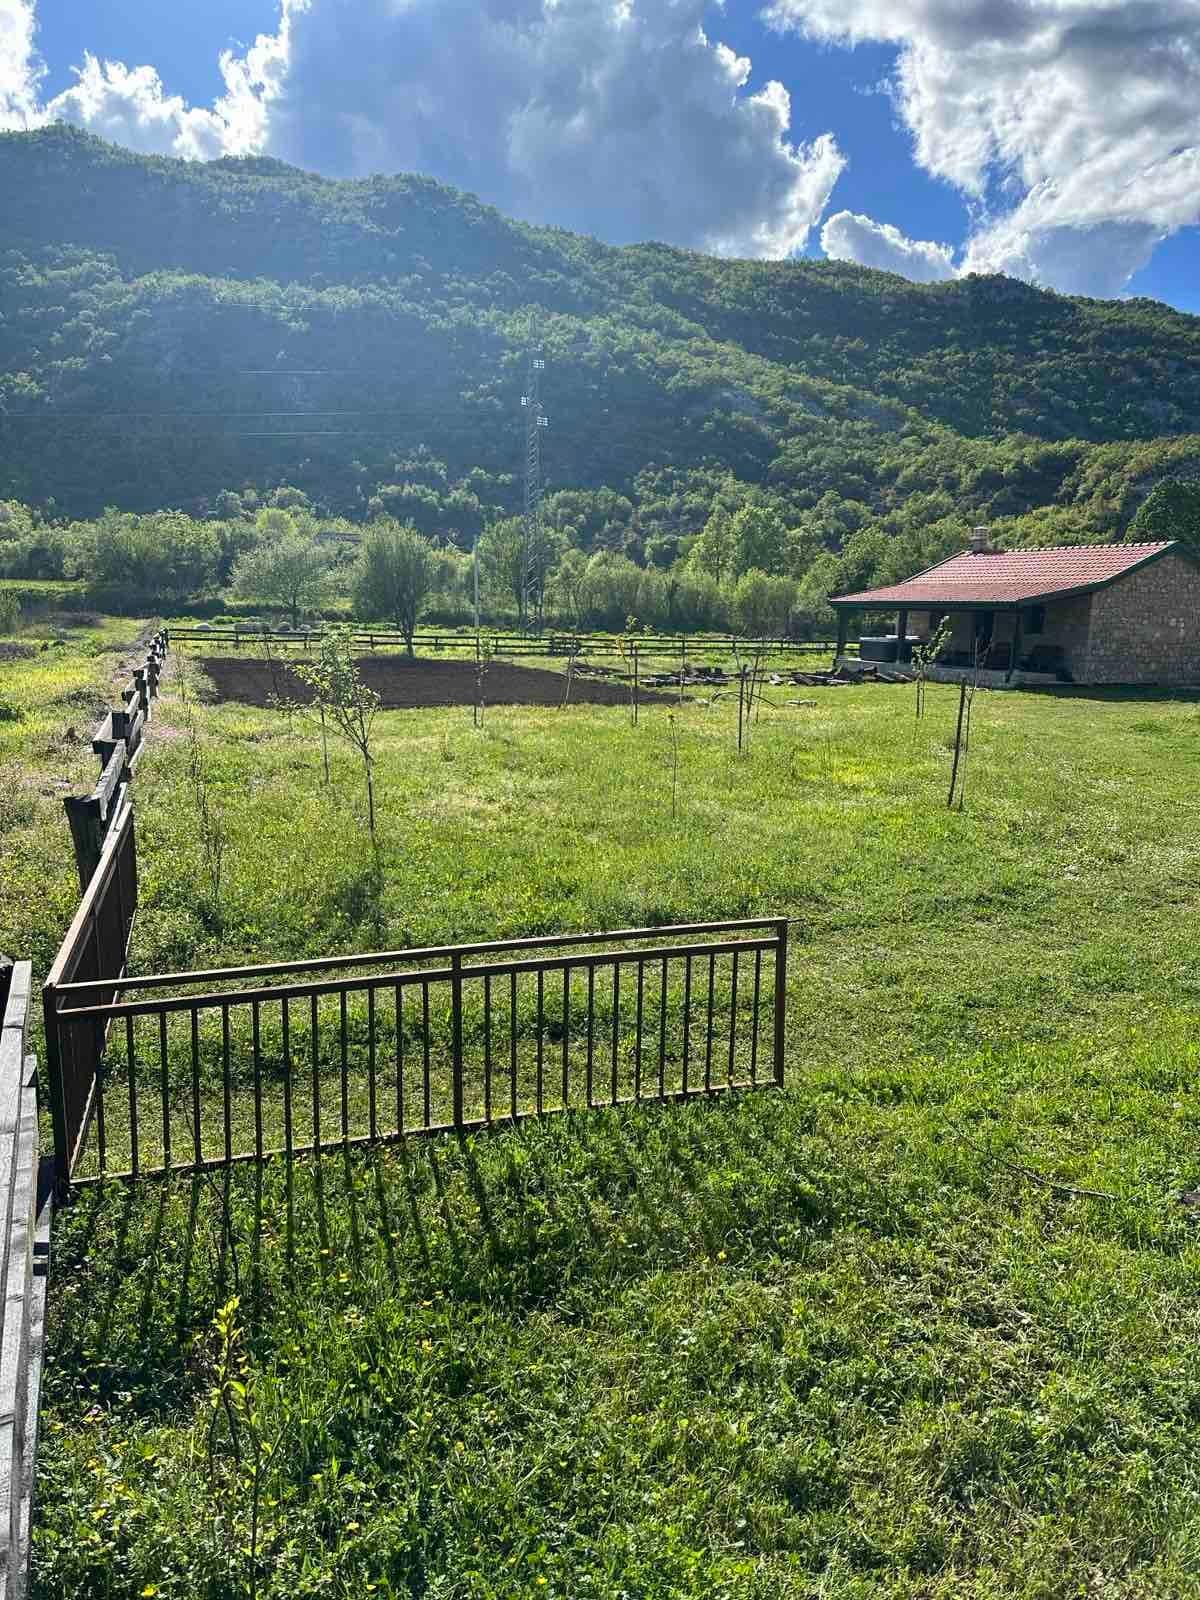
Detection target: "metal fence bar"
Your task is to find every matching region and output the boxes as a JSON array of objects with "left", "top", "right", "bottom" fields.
[
  {"left": 367, "top": 987, "right": 378, "bottom": 1141},
  {"left": 57, "top": 918, "right": 780, "bottom": 998},
  {"left": 47, "top": 920, "right": 787, "bottom": 1183},
  {"left": 282, "top": 998, "right": 294, "bottom": 1160}
]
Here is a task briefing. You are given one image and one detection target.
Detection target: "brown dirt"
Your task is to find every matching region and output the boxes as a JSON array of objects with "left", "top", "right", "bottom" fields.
[{"left": 197, "top": 656, "right": 674, "bottom": 710}]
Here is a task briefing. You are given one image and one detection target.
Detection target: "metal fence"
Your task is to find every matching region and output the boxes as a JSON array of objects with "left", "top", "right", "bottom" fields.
[
  {"left": 42, "top": 797, "right": 138, "bottom": 1186},
  {"left": 43, "top": 917, "right": 786, "bottom": 1187}
]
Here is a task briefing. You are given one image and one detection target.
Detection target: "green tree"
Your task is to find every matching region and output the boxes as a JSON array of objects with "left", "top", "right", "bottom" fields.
[
  {"left": 550, "top": 548, "right": 594, "bottom": 627},
  {"left": 1126, "top": 478, "right": 1200, "bottom": 553},
  {"left": 479, "top": 518, "right": 560, "bottom": 625},
  {"left": 729, "top": 502, "right": 790, "bottom": 578},
  {"left": 254, "top": 506, "right": 300, "bottom": 542},
  {"left": 687, "top": 504, "right": 734, "bottom": 585},
  {"left": 69, "top": 509, "right": 221, "bottom": 603},
  {"left": 733, "top": 569, "right": 797, "bottom": 636},
  {"left": 231, "top": 531, "right": 330, "bottom": 627},
  {"left": 350, "top": 521, "right": 438, "bottom": 656}
]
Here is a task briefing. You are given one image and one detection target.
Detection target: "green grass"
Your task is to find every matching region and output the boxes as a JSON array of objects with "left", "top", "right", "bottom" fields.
[
  {"left": 0, "top": 613, "right": 150, "bottom": 977},
  {"left": 28, "top": 648, "right": 1200, "bottom": 1596}
]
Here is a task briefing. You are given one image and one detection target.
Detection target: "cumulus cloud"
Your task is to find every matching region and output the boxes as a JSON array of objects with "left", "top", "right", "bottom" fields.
[
  {"left": 0, "top": 0, "right": 292, "bottom": 157},
  {"left": 0, "top": 0, "right": 41, "bottom": 129},
  {"left": 768, "top": 0, "right": 1200, "bottom": 294},
  {"left": 821, "top": 209, "right": 955, "bottom": 281},
  {"left": 259, "top": 0, "right": 845, "bottom": 256},
  {"left": 3, "top": 0, "right": 845, "bottom": 259}
]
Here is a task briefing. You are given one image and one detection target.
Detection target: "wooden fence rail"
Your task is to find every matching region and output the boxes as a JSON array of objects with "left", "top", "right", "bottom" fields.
[
  {"left": 63, "top": 630, "right": 167, "bottom": 890},
  {"left": 43, "top": 917, "right": 786, "bottom": 1186},
  {"left": 168, "top": 625, "right": 836, "bottom": 659},
  {"left": 0, "top": 962, "right": 50, "bottom": 1598}
]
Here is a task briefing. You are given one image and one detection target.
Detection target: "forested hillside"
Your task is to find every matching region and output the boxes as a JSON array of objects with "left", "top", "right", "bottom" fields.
[{"left": 3, "top": 124, "right": 1200, "bottom": 623}]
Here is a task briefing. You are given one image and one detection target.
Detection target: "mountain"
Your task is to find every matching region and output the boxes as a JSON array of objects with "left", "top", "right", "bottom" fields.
[{"left": 3, "top": 124, "right": 1200, "bottom": 563}]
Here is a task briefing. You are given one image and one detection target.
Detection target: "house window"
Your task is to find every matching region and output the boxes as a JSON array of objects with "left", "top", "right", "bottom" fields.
[{"left": 1027, "top": 605, "right": 1046, "bottom": 635}]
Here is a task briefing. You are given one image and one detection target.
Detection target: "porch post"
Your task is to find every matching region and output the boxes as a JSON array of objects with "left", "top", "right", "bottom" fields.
[
  {"left": 835, "top": 609, "right": 848, "bottom": 663},
  {"left": 1008, "top": 608, "right": 1023, "bottom": 684},
  {"left": 896, "top": 608, "right": 909, "bottom": 661}
]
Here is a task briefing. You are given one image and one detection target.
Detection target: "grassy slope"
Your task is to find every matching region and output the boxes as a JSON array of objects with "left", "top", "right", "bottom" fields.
[{"left": 30, "top": 653, "right": 1200, "bottom": 1597}]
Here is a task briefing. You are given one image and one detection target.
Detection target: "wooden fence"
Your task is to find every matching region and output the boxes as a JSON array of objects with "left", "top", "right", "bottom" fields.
[
  {"left": 42, "top": 798, "right": 139, "bottom": 1190},
  {"left": 63, "top": 630, "right": 167, "bottom": 890},
  {"left": 43, "top": 917, "right": 786, "bottom": 1186},
  {"left": 0, "top": 962, "right": 50, "bottom": 1596},
  {"left": 169, "top": 625, "right": 835, "bottom": 660}
]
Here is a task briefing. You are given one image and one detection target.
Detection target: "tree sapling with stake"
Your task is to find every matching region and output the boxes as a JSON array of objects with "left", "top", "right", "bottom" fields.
[{"left": 292, "top": 629, "right": 382, "bottom": 836}]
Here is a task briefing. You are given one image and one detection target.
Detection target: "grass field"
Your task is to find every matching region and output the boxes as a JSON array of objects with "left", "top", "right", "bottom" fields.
[
  {"left": 0, "top": 612, "right": 152, "bottom": 977},
  {"left": 22, "top": 638, "right": 1200, "bottom": 1596}
]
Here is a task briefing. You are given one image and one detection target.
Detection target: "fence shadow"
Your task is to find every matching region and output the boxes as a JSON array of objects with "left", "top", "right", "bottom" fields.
[{"left": 47, "top": 1094, "right": 828, "bottom": 1413}]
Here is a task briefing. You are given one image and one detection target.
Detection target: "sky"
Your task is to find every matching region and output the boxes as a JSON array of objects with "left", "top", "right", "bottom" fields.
[{"left": 4, "top": 0, "right": 1200, "bottom": 312}]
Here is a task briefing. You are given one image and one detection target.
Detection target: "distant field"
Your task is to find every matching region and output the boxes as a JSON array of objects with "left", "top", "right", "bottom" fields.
[{"left": 25, "top": 633, "right": 1200, "bottom": 1597}]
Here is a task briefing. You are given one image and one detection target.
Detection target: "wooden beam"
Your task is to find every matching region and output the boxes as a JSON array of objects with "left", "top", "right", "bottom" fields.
[{"left": 835, "top": 611, "right": 848, "bottom": 662}]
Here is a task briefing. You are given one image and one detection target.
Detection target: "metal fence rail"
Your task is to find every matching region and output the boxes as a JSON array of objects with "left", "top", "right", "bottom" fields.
[{"left": 44, "top": 918, "right": 786, "bottom": 1185}]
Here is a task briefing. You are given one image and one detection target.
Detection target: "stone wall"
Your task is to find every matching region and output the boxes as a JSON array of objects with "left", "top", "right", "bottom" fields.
[
  {"left": 1036, "top": 593, "right": 1093, "bottom": 676},
  {"left": 1087, "top": 549, "right": 1200, "bottom": 684}
]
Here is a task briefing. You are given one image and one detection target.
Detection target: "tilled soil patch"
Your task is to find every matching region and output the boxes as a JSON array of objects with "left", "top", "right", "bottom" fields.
[{"left": 198, "top": 656, "right": 673, "bottom": 710}]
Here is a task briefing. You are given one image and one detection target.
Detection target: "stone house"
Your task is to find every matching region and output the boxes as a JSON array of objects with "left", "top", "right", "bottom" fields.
[{"left": 830, "top": 536, "right": 1200, "bottom": 687}]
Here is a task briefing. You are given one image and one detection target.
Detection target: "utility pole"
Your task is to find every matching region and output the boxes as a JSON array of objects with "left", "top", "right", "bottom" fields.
[{"left": 520, "top": 348, "right": 548, "bottom": 628}]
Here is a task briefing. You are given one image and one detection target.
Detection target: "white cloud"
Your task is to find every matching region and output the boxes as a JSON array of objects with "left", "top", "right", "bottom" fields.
[
  {"left": 45, "top": 55, "right": 232, "bottom": 159},
  {"left": 821, "top": 209, "right": 955, "bottom": 281},
  {"left": 3, "top": 0, "right": 844, "bottom": 260},
  {"left": 0, "top": 0, "right": 40, "bottom": 129},
  {"left": 260, "top": 0, "right": 845, "bottom": 257},
  {"left": 0, "top": 0, "right": 293, "bottom": 157},
  {"left": 767, "top": 0, "right": 1200, "bottom": 294}
]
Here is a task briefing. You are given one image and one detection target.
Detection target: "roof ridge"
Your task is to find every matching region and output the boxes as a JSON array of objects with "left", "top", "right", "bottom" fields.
[{"left": 972, "top": 540, "right": 1174, "bottom": 556}]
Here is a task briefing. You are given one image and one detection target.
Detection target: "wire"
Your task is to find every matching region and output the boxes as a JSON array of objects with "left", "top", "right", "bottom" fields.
[{"left": 0, "top": 409, "right": 425, "bottom": 420}]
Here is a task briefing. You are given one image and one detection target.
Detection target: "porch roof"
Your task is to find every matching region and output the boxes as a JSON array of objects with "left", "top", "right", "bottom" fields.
[{"left": 830, "top": 540, "right": 1179, "bottom": 610}]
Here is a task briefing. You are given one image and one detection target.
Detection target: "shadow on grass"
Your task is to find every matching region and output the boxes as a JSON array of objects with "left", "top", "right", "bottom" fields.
[
  {"left": 1022, "top": 684, "right": 1200, "bottom": 705},
  {"left": 47, "top": 1091, "right": 839, "bottom": 1413}
]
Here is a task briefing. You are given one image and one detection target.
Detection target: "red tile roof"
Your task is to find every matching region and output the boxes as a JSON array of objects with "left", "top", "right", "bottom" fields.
[{"left": 831, "top": 541, "right": 1179, "bottom": 608}]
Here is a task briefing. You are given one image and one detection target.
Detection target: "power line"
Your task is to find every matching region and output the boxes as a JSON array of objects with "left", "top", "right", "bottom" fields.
[{"left": 0, "top": 409, "right": 428, "bottom": 421}]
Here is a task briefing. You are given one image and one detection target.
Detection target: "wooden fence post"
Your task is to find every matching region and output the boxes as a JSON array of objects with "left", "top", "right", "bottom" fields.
[{"left": 63, "top": 796, "right": 104, "bottom": 893}]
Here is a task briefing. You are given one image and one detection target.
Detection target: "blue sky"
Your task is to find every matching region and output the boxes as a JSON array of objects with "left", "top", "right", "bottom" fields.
[{"left": 8, "top": 0, "right": 1200, "bottom": 312}]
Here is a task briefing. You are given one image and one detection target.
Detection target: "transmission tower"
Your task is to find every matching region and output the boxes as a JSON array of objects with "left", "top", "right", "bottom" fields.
[{"left": 520, "top": 348, "right": 548, "bottom": 626}]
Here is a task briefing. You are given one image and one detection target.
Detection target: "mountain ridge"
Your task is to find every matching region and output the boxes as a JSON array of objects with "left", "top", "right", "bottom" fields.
[{"left": 2, "top": 125, "right": 1200, "bottom": 577}]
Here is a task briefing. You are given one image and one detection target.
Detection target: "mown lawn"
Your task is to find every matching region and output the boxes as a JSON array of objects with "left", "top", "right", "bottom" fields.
[{"left": 26, "top": 644, "right": 1200, "bottom": 1597}]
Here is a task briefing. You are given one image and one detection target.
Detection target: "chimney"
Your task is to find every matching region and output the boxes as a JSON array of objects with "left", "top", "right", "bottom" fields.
[{"left": 969, "top": 525, "right": 991, "bottom": 554}]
